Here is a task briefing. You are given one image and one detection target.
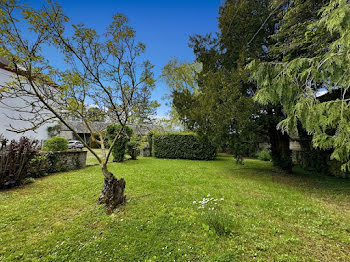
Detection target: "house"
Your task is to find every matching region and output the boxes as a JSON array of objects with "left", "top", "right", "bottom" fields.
[
  {"left": 0, "top": 57, "right": 53, "bottom": 142},
  {"left": 59, "top": 121, "right": 163, "bottom": 143}
]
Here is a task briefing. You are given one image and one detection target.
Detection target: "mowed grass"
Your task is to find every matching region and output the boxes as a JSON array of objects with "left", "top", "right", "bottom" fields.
[
  {"left": 1, "top": 155, "right": 350, "bottom": 261},
  {"left": 86, "top": 149, "right": 106, "bottom": 165}
]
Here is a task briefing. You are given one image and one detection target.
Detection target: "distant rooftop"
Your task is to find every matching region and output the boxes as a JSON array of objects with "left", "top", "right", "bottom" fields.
[{"left": 60, "top": 121, "right": 163, "bottom": 136}]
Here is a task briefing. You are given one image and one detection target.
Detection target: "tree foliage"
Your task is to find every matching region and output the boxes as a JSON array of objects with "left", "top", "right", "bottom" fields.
[
  {"left": 251, "top": 0, "right": 350, "bottom": 171},
  {"left": 163, "top": 0, "right": 292, "bottom": 167},
  {"left": 107, "top": 125, "right": 133, "bottom": 162},
  {"left": 126, "top": 139, "right": 140, "bottom": 160},
  {"left": 160, "top": 58, "right": 201, "bottom": 131},
  {"left": 0, "top": 0, "right": 155, "bottom": 212}
]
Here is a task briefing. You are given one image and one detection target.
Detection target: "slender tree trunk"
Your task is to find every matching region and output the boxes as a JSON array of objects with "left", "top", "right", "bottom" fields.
[{"left": 98, "top": 165, "right": 126, "bottom": 214}]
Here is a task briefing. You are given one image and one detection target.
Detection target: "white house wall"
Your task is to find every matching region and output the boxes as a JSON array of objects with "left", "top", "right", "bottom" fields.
[
  {"left": 59, "top": 130, "right": 74, "bottom": 140},
  {"left": 0, "top": 68, "right": 52, "bottom": 142}
]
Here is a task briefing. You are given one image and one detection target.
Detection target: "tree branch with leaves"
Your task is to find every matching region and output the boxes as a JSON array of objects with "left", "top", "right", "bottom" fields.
[{"left": 0, "top": 0, "right": 155, "bottom": 213}]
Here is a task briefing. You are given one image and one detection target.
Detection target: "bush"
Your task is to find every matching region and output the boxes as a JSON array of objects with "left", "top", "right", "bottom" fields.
[
  {"left": 152, "top": 132, "right": 216, "bottom": 160},
  {"left": 42, "top": 136, "right": 68, "bottom": 152},
  {"left": 0, "top": 137, "right": 40, "bottom": 189},
  {"left": 28, "top": 154, "right": 48, "bottom": 178},
  {"left": 107, "top": 125, "right": 133, "bottom": 162},
  {"left": 256, "top": 148, "right": 272, "bottom": 161},
  {"left": 126, "top": 140, "right": 140, "bottom": 160}
]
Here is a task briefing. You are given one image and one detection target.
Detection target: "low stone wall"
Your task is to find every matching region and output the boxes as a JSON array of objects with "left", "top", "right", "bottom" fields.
[{"left": 46, "top": 150, "right": 87, "bottom": 173}]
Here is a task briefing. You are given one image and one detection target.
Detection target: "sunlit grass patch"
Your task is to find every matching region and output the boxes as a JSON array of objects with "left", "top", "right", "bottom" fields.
[{"left": 0, "top": 155, "right": 350, "bottom": 261}]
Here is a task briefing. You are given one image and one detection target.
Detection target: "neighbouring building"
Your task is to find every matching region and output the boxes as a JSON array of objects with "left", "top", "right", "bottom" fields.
[
  {"left": 0, "top": 57, "right": 53, "bottom": 143},
  {"left": 59, "top": 121, "right": 163, "bottom": 143}
]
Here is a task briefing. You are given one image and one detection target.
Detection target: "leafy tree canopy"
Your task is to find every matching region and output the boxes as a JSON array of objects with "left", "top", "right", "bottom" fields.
[
  {"left": 0, "top": 0, "right": 155, "bottom": 212},
  {"left": 251, "top": 0, "right": 350, "bottom": 170},
  {"left": 164, "top": 0, "right": 287, "bottom": 164}
]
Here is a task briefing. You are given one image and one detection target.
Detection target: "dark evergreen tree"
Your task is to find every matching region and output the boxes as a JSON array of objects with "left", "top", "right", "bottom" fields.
[
  {"left": 165, "top": 0, "right": 293, "bottom": 170},
  {"left": 252, "top": 0, "right": 350, "bottom": 173}
]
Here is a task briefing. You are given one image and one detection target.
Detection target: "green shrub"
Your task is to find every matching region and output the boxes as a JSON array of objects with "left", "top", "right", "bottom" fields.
[
  {"left": 28, "top": 154, "right": 48, "bottom": 178},
  {"left": 256, "top": 148, "right": 272, "bottom": 161},
  {"left": 126, "top": 140, "right": 140, "bottom": 160},
  {"left": 152, "top": 132, "right": 216, "bottom": 160},
  {"left": 42, "top": 136, "right": 68, "bottom": 152},
  {"left": 107, "top": 125, "right": 133, "bottom": 162}
]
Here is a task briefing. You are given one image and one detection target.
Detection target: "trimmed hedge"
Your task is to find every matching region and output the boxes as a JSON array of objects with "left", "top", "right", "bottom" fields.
[{"left": 152, "top": 132, "right": 216, "bottom": 160}]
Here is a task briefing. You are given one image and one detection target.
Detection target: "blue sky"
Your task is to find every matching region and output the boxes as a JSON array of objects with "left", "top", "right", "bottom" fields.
[{"left": 38, "top": 0, "right": 221, "bottom": 117}]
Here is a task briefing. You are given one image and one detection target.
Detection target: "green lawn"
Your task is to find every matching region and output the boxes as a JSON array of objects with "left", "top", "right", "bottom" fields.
[
  {"left": 86, "top": 149, "right": 106, "bottom": 165},
  {"left": 1, "top": 155, "right": 350, "bottom": 261}
]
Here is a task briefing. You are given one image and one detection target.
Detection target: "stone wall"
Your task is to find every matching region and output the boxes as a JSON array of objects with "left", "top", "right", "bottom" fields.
[{"left": 46, "top": 150, "right": 87, "bottom": 173}]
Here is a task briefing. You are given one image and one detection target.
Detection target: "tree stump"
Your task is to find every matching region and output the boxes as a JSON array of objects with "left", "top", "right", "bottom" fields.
[{"left": 98, "top": 177, "right": 126, "bottom": 214}]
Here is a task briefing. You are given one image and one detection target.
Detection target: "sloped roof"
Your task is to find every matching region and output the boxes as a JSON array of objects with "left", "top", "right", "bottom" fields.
[
  {"left": 60, "top": 121, "right": 163, "bottom": 136},
  {"left": 61, "top": 121, "right": 108, "bottom": 133}
]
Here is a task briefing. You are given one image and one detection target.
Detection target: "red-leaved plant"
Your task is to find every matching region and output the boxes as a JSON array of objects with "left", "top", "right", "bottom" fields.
[{"left": 0, "top": 136, "right": 40, "bottom": 189}]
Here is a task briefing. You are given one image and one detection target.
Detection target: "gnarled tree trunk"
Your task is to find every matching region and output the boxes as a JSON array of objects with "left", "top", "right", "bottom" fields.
[{"left": 98, "top": 165, "right": 126, "bottom": 214}]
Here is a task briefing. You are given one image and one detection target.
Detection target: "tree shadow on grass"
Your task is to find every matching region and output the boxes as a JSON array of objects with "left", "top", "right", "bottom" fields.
[
  {"left": 221, "top": 157, "right": 350, "bottom": 202},
  {"left": 290, "top": 166, "right": 350, "bottom": 193}
]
